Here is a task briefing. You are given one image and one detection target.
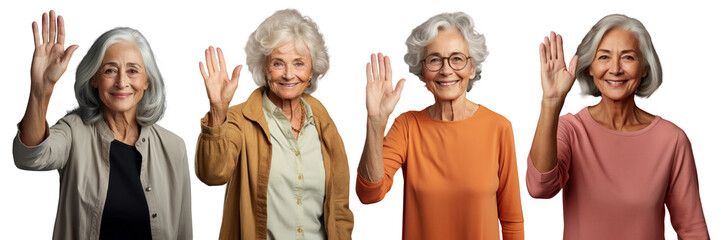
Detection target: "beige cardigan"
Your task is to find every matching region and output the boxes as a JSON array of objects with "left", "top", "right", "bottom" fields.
[
  {"left": 13, "top": 113, "right": 193, "bottom": 240},
  {"left": 195, "top": 87, "right": 354, "bottom": 239}
]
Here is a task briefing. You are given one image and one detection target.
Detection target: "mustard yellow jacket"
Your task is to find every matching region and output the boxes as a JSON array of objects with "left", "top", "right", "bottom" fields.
[{"left": 195, "top": 87, "right": 353, "bottom": 239}]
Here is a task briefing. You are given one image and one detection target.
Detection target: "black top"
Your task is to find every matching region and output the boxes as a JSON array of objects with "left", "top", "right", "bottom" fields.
[{"left": 99, "top": 140, "right": 152, "bottom": 240}]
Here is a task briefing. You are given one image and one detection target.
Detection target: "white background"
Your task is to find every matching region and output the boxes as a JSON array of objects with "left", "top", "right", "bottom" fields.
[{"left": 1, "top": 0, "right": 718, "bottom": 239}]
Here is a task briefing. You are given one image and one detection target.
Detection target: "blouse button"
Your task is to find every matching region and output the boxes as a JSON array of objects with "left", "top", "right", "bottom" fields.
[
  {"left": 142, "top": 138, "right": 146, "bottom": 142},
  {"left": 152, "top": 213, "right": 157, "bottom": 218},
  {"left": 145, "top": 186, "right": 152, "bottom": 192},
  {"left": 295, "top": 151, "right": 300, "bottom": 156},
  {"left": 297, "top": 228, "right": 302, "bottom": 233}
]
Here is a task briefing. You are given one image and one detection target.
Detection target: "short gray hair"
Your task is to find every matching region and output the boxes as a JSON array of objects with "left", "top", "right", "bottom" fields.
[
  {"left": 575, "top": 14, "right": 662, "bottom": 97},
  {"left": 74, "top": 27, "right": 166, "bottom": 126},
  {"left": 245, "top": 9, "right": 329, "bottom": 93},
  {"left": 404, "top": 12, "right": 488, "bottom": 92}
]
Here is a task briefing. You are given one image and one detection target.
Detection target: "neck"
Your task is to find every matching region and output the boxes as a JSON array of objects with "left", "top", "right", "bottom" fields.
[
  {"left": 267, "top": 90, "right": 304, "bottom": 122},
  {"left": 589, "top": 95, "right": 653, "bottom": 131},
  {"left": 430, "top": 93, "right": 477, "bottom": 121},
  {"left": 103, "top": 109, "right": 140, "bottom": 145}
]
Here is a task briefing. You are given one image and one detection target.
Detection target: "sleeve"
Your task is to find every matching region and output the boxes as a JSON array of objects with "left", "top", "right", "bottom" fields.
[
  {"left": 13, "top": 118, "right": 72, "bottom": 170},
  {"left": 355, "top": 114, "right": 408, "bottom": 204},
  {"left": 665, "top": 131, "right": 709, "bottom": 239},
  {"left": 178, "top": 139, "right": 194, "bottom": 239},
  {"left": 194, "top": 107, "right": 244, "bottom": 186},
  {"left": 526, "top": 116, "right": 573, "bottom": 199},
  {"left": 497, "top": 123, "right": 524, "bottom": 239},
  {"left": 324, "top": 117, "right": 354, "bottom": 239}
]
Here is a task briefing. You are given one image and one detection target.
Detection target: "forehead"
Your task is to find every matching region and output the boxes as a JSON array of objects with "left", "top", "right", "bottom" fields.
[
  {"left": 425, "top": 29, "right": 468, "bottom": 55},
  {"left": 269, "top": 40, "right": 311, "bottom": 59},
  {"left": 102, "top": 42, "right": 144, "bottom": 64},
  {"left": 597, "top": 28, "right": 640, "bottom": 50}
]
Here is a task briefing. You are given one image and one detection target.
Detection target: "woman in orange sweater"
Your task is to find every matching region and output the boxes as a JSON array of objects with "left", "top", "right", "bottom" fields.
[{"left": 356, "top": 12, "right": 524, "bottom": 240}]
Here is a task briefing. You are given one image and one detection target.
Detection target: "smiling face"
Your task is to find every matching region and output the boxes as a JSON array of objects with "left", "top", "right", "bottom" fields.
[
  {"left": 265, "top": 40, "right": 313, "bottom": 101},
  {"left": 421, "top": 29, "right": 476, "bottom": 101},
  {"left": 590, "top": 28, "right": 647, "bottom": 101},
  {"left": 93, "top": 42, "right": 148, "bottom": 116}
]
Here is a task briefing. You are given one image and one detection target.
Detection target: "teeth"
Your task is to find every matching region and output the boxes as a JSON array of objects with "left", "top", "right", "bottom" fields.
[
  {"left": 605, "top": 80, "right": 627, "bottom": 86},
  {"left": 280, "top": 83, "right": 299, "bottom": 87},
  {"left": 437, "top": 81, "right": 458, "bottom": 86}
]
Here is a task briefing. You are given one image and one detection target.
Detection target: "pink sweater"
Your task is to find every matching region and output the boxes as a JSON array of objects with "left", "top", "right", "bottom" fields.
[{"left": 526, "top": 107, "right": 709, "bottom": 239}]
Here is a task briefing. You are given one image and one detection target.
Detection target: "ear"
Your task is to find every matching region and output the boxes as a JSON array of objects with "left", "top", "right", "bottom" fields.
[
  {"left": 92, "top": 77, "right": 98, "bottom": 88},
  {"left": 144, "top": 79, "right": 149, "bottom": 90},
  {"left": 470, "top": 66, "right": 477, "bottom": 79},
  {"left": 642, "top": 67, "right": 648, "bottom": 78}
]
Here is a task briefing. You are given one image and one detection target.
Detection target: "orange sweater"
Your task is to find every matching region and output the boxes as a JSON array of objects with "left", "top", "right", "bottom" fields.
[{"left": 357, "top": 106, "right": 524, "bottom": 240}]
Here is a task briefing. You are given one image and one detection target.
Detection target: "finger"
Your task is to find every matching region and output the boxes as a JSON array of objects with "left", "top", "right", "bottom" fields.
[
  {"left": 32, "top": 21, "right": 41, "bottom": 48},
  {"left": 49, "top": 10, "right": 57, "bottom": 44},
  {"left": 549, "top": 31, "right": 557, "bottom": 60},
  {"left": 209, "top": 46, "right": 219, "bottom": 73},
  {"left": 539, "top": 43, "right": 546, "bottom": 65},
  {"left": 544, "top": 37, "right": 551, "bottom": 62},
  {"left": 42, "top": 12, "right": 49, "bottom": 43},
  {"left": 217, "top": 48, "right": 227, "bottom": 73},
  {"left": 384, "top": 55, "right": 393, "bottom": 83},
  {"left": 393, "top": 78, "right": 406, "bottom": 96},
  {"left": 568, "top": 55, "right": 579, "bottom": 77},
  {"left": 57, "top": 15, "right": 66, "bottom": 46},
  {"left": 378, "top": 53, "right": 386, "bottom": 82},
  {"left": 366, "top": 62, "right": 372, "bottom": 84},
  {"left": 199, "top": 62, "right": 208, "bottom": 80},
  {"left": 204, "top": 48, "right": 214, "bottom": 75},
  {"left": 61, "top": 44, "right": 78, "bottom": 66},
  {"left": 230, "top": 65, "right": 242, "bottom": 83},
  {"left": 557, "top": 34, "right": 565, "bottom": 64},
  {"left": 370, "top": 53, "right": 379, "bottom": 82}
]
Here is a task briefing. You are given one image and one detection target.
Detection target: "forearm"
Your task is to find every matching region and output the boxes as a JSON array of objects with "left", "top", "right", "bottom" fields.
[
  {"left": 358, "top": 116, "right": 387, "bottom": 183},
  {"left": 19, "top": 89, "right": 53, "bottom": 146},
  {"left": 529, "top": 98, "right": 564, "bottom": 172}
]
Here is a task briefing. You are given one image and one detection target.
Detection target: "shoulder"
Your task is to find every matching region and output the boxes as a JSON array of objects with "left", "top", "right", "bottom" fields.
[
  {"left": 146, "top": 124, "right": 187, "bottom": 149},
  {"left": 652, "top": 117, "right": 690, "bottom": 142},
  {"left": 477, "top": 104, "right": 512, "bottom": 129}
]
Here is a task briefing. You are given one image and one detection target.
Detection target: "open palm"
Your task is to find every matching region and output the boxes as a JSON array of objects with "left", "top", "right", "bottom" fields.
[
  {"left": 366, "top": 53, "right": 405, "bottom": 120},
  {"left": 199, "top": 46, "right": 242, "bottom": 108},
  {"left": 30, "top": 10, "right": 78, "bottom": 96},
  {"left": 539, "top": 32, "right": 577, "bottom": 100}
]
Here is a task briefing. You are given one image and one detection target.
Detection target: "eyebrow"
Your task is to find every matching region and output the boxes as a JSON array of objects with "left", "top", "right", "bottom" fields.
[
  {"left": 597, "top": 49, "right": 638, "bottom": 54},
  {"left": 100, "top": 62, "right": 143, "bottom": 68}
]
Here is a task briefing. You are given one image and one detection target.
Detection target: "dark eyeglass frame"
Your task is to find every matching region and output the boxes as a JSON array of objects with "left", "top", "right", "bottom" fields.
[{"left": 421, "top": 53, "right": 472, "bottom": 72}]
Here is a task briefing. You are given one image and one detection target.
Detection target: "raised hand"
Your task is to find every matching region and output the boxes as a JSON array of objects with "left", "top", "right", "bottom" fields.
[
  {"left": 199, "top": 46, "right": 242, "bottom": 126},
  {"left": 365, "top": 53, "right": 405, "bottom": 122},
  {"left": 30, "top": 10, "right": 78, "bottom": 97},
  {"left": 539, "top": 32, "right": 577, "bottom": 102}
]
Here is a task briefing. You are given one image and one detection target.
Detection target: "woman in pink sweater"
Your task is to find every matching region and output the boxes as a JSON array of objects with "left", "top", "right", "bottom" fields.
[{"left": 527, "top": 14, "right": 709, "bottom": 239}]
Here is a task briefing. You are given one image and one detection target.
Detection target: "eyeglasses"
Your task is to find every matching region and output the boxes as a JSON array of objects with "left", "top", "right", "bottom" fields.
[{"left": 422, "top": 53, "right": 471, "bottom": 72}]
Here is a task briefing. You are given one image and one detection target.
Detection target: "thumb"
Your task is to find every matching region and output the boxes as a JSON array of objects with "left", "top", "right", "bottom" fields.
[
  {"left": 230, "top": 65, "right": 243, "bottom": 83},
  {"left": 568, "top": 55, "right": 579, "bottom": 78},
  {"left": 393, "top": 78, "right": 405, "bottom": 97},
  {"left": 62, "top": 44, "right": 79, "bottom": 66}
]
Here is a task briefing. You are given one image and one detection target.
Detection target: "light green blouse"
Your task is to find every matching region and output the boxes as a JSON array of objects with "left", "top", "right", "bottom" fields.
[{"left": 262, "top": 91, "right": 326, "bottom": 240}]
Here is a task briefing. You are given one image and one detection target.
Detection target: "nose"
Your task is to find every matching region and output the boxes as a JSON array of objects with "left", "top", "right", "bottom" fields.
[
  {"left": 609, "top": 58, "right": 623, "bottom": 75},
  {"left": 115, "top": 71, "right": 130, "bottom": 88},
  {"left": 439, "top": 58, "right": 454, "bottom": 76},
  {"left": 283, "top": 66, "right": 295, "bottom": 80}
]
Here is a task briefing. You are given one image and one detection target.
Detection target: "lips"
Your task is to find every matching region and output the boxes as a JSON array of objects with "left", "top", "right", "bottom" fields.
[
  {"left": 435, "top": 80, "right": 460, "bottom": 87},
  {"left": 605, "top": 79, "right": 628, "bottom": 87},
  {"left": 279, "top": 82, "right": 300, "bottom": 88},
  {"left": 111, "top": 92, "right": 133, "bottom": 99}
]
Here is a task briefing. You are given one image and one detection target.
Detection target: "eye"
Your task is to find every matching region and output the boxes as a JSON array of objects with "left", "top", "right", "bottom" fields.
[
  {"left": 597, "top": 55, "right": 609, "bottom": 60},
  {"left": 294, "top": 62, "right": 304, "bottom": 67},
  {"left": 129, "top": 69, "right": 139, "bottom": 74},
  {"left": 273, "top": 62, "right": 284, "bottom": 68},
  {"left": 104, "top": 68, "right": 117, "bottom": 74},
  {"left": 623, "top": 55, "right": 635, "bottom": 60},
  {"left": 428, "top": 57, "right": 441, "bottom": 63}
]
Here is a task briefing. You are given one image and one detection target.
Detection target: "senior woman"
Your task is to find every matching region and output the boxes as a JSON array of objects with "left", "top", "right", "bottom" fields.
[
  {"left": 195, "top": 9, "right": 353, "bottom": 240},
  {"left": 12, "top": 11, "right": 192, "bottom": 239},
  {"left": 527, "top": 14, "right": 709, "bottom": 239},
  {"left": 356, "top": 12, "right": 524, "bottom": 239}
]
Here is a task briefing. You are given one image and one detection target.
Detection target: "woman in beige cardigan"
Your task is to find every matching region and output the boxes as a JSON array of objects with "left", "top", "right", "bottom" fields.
[{"left": 195, "top": 9, "right": 353, "bottom": 240}]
